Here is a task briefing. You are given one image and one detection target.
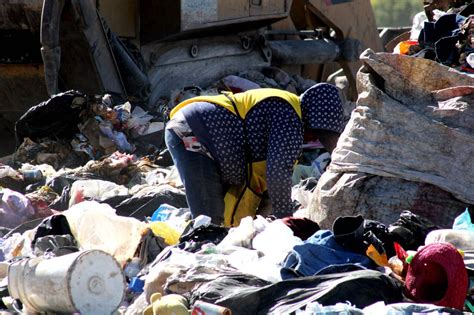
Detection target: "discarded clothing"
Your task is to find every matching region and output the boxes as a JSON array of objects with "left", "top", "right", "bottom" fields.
[
  {"left": 281, "top": 230, "right": 375, "bottom": 279},
  {"left": 190, "top": 270, "right": 403, "bottom": 315},
  {"left": 281, "top": 217, "right": 320, "bottom": 241}
]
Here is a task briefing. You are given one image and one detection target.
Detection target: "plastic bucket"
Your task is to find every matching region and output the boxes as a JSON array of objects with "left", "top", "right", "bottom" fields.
[{"left": 8, "top": 250, "right": 125, "bottom": 314}]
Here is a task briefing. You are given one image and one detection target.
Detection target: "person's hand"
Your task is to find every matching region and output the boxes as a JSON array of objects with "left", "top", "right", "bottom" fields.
[{"left": 265, "top": 214, "right": 277, "bottom": 222}]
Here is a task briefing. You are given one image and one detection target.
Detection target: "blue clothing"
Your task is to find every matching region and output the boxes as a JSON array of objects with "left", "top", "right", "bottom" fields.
[
  {"left": 168, "top": 83, "right": 344, "bottom": 219},
  {"left": 281, "top": 230, "right": 375, "bottom": 280},
  {"left": 165, "top": 129, "right": 226, "bottom": 224},
  {"left": 181, "top": 97, "right": 302, "bottom": 217}
]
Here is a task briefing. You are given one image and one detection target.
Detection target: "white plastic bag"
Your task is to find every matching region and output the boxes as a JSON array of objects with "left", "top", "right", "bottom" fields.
[
  {"left": 252, "top": 219, "right": 303, "bottom": 263},
  {"left": 69, "top": 179, "right": 129, "bottom": 207},
  {"left": 62, "top": 201, "right": 145, "bottom": 265},
  {"left": 217, "top": 216, "right": 257, "bottom": 248}
]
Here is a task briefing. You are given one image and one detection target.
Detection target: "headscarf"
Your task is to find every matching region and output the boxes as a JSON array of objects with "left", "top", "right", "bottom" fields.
[{"left": 300, "top": 83, "right": 344, "bottom": 133}]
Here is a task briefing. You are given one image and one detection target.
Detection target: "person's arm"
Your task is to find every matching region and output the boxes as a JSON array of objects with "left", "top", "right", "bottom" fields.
[
  {"left": 304, "top": 129, "right": 340, "bottom": 153},
  {"left": 266, "top": 105, "right": 303, "bottom": 218}
]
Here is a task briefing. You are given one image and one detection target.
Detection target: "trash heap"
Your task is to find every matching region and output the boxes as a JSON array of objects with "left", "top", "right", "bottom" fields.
[
  {"left": 1, "top": 203, "right": 473, "bottom": 314},
  {"left": 0, "top": 55, "right": 473, "bottom": 314},
  {"left": 398, "top": 1, "right": 474, "bottom": 74},
  {"left": 309, "top": 49, "right": 474, "bottom": 230}
]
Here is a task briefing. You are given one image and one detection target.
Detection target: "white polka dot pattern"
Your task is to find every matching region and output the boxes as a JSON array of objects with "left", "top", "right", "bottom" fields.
[
  {"left": 300, "top": 83, "right": 344, "bottom": 133},
  {"left": 247, "top": 97, "right": 302, "bottom": 217},
  {"left": 188, "top": 84, "right": 344, "bottom": 218},
  {"left": 200, "top": 97, "right": 302, "bottom": 217},
  {"left": 201, "top": 105, "right": 246, "bottom": 185}
]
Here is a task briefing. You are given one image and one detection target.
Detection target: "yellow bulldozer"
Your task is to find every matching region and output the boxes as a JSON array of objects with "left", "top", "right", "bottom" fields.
[{"left": 0, "top": 0, "right": 395, "bottom": 155}]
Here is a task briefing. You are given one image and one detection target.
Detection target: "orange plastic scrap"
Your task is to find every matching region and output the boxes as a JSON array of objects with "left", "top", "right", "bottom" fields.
[
  {"left": 366, "top": 244, "right": 389, "bottom": 267},
  {"left": 396, "top": 40, "right": 419, "bottom": 55}
]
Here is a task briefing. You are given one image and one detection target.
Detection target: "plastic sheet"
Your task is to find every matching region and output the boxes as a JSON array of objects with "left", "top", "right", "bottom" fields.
[{"left": 62, "top": 201, "right": 146, "bottom": 265}]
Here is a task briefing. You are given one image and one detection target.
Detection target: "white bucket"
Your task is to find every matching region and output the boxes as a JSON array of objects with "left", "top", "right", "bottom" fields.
[{"left": 8, "top": 250, "right": 125, "bottom": 314}]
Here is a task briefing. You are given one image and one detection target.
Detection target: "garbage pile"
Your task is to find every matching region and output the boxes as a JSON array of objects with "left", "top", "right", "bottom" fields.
[
  {"left": 309, "top": 49, "right": 474, "bottom": 230},
  {"left": 0, "top": 55, "right": 473, "bottom": 314},
  {"left": 1, "top": 202, "right": 473, "bottom": 314},
  {"left": 398, "top": 1, "right": 474, "bottom": 74}
]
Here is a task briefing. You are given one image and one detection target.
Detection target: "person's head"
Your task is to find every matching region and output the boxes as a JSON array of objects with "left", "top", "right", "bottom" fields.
[{"left": 300, "top": 83, "right": 344, "bottom": 153}]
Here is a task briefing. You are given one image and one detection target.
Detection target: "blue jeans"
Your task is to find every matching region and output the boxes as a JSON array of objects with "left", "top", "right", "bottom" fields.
[{"left": 165, "top": 129, "right": 225, "bottom": 224}]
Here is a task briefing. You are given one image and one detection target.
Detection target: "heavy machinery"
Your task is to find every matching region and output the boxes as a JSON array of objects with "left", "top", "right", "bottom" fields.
[{"left": 0, "top": 0, "right": 384, "bottom": 155}]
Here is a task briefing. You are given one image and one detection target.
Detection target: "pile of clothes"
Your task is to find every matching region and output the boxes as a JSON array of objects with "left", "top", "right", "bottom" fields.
[{"left": 400, "top": 1, "right": 474, "bottom": 74}]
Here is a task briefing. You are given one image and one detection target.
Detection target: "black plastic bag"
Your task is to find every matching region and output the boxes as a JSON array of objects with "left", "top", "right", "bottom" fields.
[
  {"left": 190, "top": 270, "right": 404, "bottom": 315},
  {"left": 32, "top": 214, "right": 74, "bottom": 248},
  {"left": 15, "top": 90, "right": 86, "bottom": 144},
  {"left": 178, "top": 223, "right": 228, "bottom": 253}
]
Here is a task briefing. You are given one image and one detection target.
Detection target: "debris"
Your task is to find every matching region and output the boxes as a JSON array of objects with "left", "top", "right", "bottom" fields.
[{"left": 0, "top": 59, "right": 472, "bottom": 315}]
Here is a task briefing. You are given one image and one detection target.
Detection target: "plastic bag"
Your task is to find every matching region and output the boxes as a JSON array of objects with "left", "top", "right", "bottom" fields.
[
  {"left": 0, "top": 230, "right": 35, "bottom": 260},
  {"left": 15, "top": 90, "right": 86, "bottom": 142},
  {"left": 62, "top": 201, "right": 146, "bottom": 265},
  {"left": 0, "top": 166, "right": 19, "bottom": 179},
  {"left": 452, "top": 208, "right": 474, "bottom": 231},
  {"left": 148, "top": 221, "right": 180, "bottom": 245},
  {"left": 69, "top": 179, "right": 129, "bottom": 207},
  {"left": 252, "top": 220, "right": 303, "bottom": 263},
  {"left": 0, "top": 188, "right": 36, "bottom": 228},
  {"left": 151, "top": 204, "right": 177, "bottom": 222},
  {"left": 426, "top": 229, "right": 474, "bottom": 251},
  {"left": 311, "top": 50, "right": 474, "bottom": 229},
  {"left": 217, "top": 216, "right": 256, "bottom": 248},
  {"left": 330, "top": 50, "right": 474, "bottom": 204}
]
